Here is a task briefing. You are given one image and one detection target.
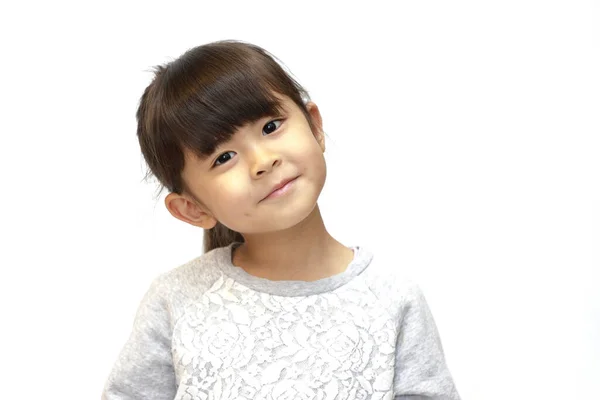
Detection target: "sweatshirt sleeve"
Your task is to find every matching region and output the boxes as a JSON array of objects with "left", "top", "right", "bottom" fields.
[
  {"left": 393, "top": 284, "right": 461, "bottom": 400},
  {"left": 102, "top": 277, "right": 177, "bottom": 400}
]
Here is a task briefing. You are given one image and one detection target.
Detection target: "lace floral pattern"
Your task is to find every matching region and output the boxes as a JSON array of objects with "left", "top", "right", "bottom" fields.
[{"left": 172, "top": 273, "right": 397, "bottom": 400}]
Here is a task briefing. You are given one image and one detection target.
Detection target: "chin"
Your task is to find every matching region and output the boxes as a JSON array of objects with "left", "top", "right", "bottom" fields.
[
  {"left": 242, "top": 198, "right": 319, "bottom": 234},
  {"left": 278, "top": 197, "right": 320, "bottom": 229}
]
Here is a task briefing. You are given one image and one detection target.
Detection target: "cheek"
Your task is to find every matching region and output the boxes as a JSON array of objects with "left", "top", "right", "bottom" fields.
[
  {"left": 293, "top": 135, "right": 324, "bottom": 163},
  {"left": 211, "top": 176, "right": 253, "bottom": 210},
  {"left": 303, "top": 142, "right": 327, "bottom": 174}
]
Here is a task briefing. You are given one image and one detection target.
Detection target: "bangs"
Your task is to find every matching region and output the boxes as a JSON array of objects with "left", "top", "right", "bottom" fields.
[
  {"left": 174, "top": 81, "right": 288, "bottom": 160},
  {"left": 157, "top": 43, "right": 302, "bottom": 161}
]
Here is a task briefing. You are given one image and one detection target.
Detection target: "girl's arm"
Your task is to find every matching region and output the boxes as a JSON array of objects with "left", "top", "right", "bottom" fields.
[
  {"left": 393, "top": 284, "right": 461, "bottom": 400},
  {"left": 102, "top": 277, "right": 176, "bottom": 400}
]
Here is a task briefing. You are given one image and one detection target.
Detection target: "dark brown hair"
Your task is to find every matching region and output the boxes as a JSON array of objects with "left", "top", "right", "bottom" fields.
[{"left": 136, "top": 40, "right": 319, "bottom": 254}]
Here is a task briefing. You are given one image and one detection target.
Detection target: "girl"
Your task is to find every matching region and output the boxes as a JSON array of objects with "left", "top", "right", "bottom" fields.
[{"left": 102, "top": 40, "right": 461, "bottom": 400}]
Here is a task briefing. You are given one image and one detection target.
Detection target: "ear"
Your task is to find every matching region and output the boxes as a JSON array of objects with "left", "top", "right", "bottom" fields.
[
  {"left": 164, "top": 192, "right": 218, "bottom": 229},
  {"left": 306, "top": 101, "right": 325, "bottom": 153}
]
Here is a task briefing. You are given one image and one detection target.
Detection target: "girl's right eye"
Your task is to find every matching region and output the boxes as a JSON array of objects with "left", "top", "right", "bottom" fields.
[{"left": 213, "top": 151, "right": 235, "bottom": 167}]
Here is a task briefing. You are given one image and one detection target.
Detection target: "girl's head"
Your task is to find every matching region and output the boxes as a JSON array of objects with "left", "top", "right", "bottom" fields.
[{"left": 136, "top": 40, "right": 327, "bottom": 253}]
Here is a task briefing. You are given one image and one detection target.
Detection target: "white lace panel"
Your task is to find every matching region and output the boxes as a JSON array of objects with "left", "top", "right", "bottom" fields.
[{"left": 172, "top": 274, "right": 397, "bottom": 400}]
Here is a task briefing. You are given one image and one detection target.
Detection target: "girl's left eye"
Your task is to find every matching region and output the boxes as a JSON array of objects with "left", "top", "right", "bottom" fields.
[{"left": 263, "top": 119, "right": 283, "bottom": 135}]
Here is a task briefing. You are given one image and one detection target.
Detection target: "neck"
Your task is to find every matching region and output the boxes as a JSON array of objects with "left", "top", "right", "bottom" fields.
[{"left": 232, "top": 204, "right": 353, "bottom": 281}]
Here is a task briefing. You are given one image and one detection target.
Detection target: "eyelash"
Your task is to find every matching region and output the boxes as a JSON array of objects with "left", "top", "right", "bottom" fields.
[{"left": 212, "top": 119, "right": 284, "bottom": 167}]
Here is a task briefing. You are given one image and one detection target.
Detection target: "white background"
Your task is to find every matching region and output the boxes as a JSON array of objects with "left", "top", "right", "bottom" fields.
[{"left": 1, "top": 1, "right": 598, "bottom": 399}]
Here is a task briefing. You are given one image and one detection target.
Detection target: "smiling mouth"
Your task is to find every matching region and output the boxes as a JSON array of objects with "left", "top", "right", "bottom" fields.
[{"left": 261, "top": 176, "right": 299, "bottom": 201}]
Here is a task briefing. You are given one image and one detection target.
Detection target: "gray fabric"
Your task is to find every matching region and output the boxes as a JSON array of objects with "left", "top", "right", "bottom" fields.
[{"left": 102, "top": 242, "right": 460, "bottom": 399}]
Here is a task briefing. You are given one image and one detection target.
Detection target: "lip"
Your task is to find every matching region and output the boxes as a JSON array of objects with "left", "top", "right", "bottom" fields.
[{"left": 262, "top": 176, "right": 299, "bottom": 201}]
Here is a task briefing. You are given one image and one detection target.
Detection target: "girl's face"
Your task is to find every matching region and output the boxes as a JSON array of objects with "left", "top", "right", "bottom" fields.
[{"left": 174, "top": 95, "right": 327, "bottom": 234}]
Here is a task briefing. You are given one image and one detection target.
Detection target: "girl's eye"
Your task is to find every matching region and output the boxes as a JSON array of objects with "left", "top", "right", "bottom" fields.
[
  {"left": 263, "top": 119, "right": 282, "bottom": 135},
  {"left": 213, "top": 151, "right": 235, "bottom": 167}
]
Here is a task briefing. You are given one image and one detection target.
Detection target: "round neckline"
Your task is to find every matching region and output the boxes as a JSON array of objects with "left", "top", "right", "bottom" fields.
[{"left": 215, "top": 242, "right": 373, "bottom": 296}]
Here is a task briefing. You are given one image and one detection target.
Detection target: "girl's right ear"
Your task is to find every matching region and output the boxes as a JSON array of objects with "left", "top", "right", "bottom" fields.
[{"left": 164, "top": 192, "right": 218, "bottom": 229}]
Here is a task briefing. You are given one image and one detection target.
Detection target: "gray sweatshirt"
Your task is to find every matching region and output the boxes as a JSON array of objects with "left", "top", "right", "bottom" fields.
[{"left": 102, "top": 242, "right": 460, "bottom": 400}]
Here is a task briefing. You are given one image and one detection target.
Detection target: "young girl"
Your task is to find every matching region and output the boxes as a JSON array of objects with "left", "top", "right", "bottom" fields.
[{"left": 102, "top": 40, "right": 461, "bottom": 400}]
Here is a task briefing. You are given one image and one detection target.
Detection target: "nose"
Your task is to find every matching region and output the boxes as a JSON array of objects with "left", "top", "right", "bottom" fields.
[{"left": 250, "top": 147, "right": 281, "bottom": 178}]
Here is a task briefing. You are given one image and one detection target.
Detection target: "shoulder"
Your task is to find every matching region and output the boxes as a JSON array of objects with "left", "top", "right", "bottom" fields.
[
  {"left": 144, "top": 246, "right": 229, "bottom": 313},
  {"left": 360, "top": 249, "right": 426, "bottom": 318}
]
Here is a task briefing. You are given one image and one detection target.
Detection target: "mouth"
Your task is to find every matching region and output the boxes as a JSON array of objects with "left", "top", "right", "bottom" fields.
[{"left": 262, "top": 176, "right": 299, "bottom": 201}]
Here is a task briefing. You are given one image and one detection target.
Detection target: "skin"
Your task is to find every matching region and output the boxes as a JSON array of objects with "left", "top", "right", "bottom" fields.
[{"left": 164, "top": 94, "right": 354, "bottom": 281}]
